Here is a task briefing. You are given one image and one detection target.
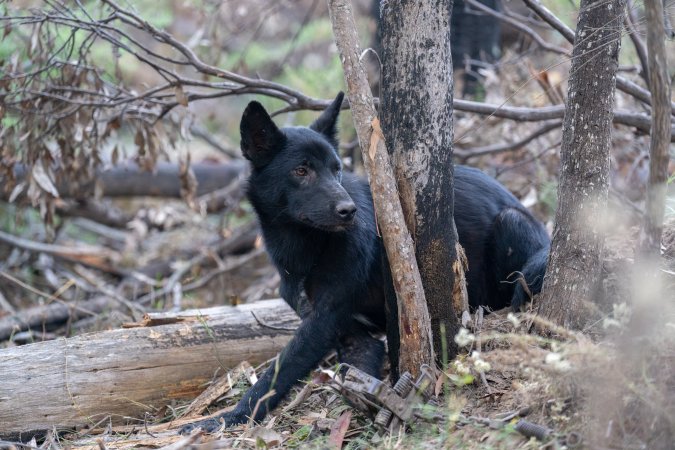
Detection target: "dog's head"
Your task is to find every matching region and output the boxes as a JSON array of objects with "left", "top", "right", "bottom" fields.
[{"left": 240, "top": 92, "right": 357, "bottom": 231}]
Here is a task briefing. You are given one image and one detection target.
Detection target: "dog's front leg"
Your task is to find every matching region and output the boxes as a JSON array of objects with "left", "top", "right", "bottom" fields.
[{"left": 180, "top": 305, "right": 345, "bottom": 433}]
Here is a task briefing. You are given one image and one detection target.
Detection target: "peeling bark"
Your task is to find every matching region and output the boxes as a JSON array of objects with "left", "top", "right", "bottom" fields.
[
  {"left": 380, "top": 0, "right": 465, "bottom": 362},
  {"left": 537, "top": 0, "right": 626, "bottom": 330}
]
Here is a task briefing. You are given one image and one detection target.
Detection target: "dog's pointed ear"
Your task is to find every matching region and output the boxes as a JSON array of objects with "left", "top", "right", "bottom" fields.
[
  {"left": 310, "top": 92, "right": 344, "bottom": 147},
  {"left": 240, "top": 101, "right": 285, "bottom": 168}
]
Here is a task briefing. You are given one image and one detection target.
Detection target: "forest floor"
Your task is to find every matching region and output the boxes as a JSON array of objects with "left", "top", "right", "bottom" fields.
[{"left": 1, "top": 184, "right": 673, "bottom": 449}]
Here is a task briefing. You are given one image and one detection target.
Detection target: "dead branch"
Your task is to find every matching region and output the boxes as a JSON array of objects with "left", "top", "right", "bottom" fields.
[
  {"left": 56, "top": 200, "right": 133, "bottom": 229},
  {"left": 182, "top": 362, "right": 253, "bottom": 419},
  {"left": 0, "top": 230, "right": 122, "bottom": 273},
  {"left": 4, "top": 162, "right": 246, "bottom": 201},
  {"left": 0, "top": 295, "right": 118, "bottom": 341},
  {"left": 455, "top": 120, "right": 562, "bottom": 161},
  {"left": 522, "top": 0, "right": 675, "bottom": 115},
  {"left": 195, "top": 170, "right": 248, "bottom": 214},
  {"left": 133, "top": 223, "right": 259, "bottom": 280},
  {"left": 465, "top": 0, "right": 570, "bottom": 56},
  {"left": 137, "top": 247, "right": 265, "bottom": 307}
]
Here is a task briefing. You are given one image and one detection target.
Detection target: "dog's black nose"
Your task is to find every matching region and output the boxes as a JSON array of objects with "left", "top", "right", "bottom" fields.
[{"left": 336, "top": 201, "right": 357, "bottom": 221}]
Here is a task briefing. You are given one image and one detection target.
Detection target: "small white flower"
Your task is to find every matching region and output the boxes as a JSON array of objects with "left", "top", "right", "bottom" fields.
[
  {"left": 473, "top": 359, "right": 491, "bottom": 373},
  {"left": 545, "top": 352, "right": 562, "bottom": 364},
  {"left": 454, "top": 328, "right": 475, "bottom": 347},
  {"left": 470, "top": 351, "right": 491, "bottom": 373},
  {"left": 452, "top": 360, "right": 471, "bottom": 375},
  {"left": 507, "top": 312, "right": 520, "bottom": 328},
  {"left": 545, "top": 352, "right": 570, "bottom": 371}
]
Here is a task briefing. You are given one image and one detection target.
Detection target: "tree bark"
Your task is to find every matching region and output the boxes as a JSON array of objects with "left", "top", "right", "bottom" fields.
[
  {"left": 327, "top": 0, "right": 434, "bottom": 377},
  {"left": 636, "top": 0, "right": 672, "bottom": 257},
  {"left": 537, "top": 0, "right": 626, "bottom": 329},
  {"left": 380, "top": 1, "right": 465, "bottom": 363},
  {"left": 0, "top": 299, "right": 299, "bottom": 440}
]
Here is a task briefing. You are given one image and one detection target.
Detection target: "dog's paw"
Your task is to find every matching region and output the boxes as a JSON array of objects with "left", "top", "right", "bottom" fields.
[
  {"left": 179, "top": 418, "right": 222, "bottom": 435},
  {"left": 179, "top": 412, "right": 247, "bottom": 435}
]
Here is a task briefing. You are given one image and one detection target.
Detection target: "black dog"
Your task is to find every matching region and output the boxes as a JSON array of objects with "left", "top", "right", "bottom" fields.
[{"left": 181, "top": 92, "right": 549, "bottom": 433}]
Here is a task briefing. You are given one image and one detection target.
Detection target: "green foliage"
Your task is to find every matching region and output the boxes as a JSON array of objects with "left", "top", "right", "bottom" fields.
[{"left": 285, "top": 424, "right": 312, "bottom": 448}]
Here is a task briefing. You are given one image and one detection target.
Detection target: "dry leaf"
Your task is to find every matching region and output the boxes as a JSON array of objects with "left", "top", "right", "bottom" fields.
[
  {"left": 175, "top": 85, "right": 189, "bottom": 107},
  {"left": 328, "top": 410, "right": 352, "bottom": 449},
  {"left": 31, "top": 160, "right": 59, "bottom": 198},
  {"left": 247, "top": 426, "right": 282, "bottom": 448},
  {"left": 8, "top": 182, "right": 25, "bottom": 203},
  {"left": 43, "top": 138, "right": 61, "bottom": 161}
]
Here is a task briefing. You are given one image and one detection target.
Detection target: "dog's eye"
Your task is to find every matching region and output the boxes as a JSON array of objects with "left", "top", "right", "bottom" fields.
[{"left": 294, "top": 167, "right": 308, "bottom": 177}]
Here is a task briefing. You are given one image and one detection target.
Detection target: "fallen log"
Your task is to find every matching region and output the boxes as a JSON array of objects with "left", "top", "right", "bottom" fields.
[
  {"left": 0, "top": 295, "right": 121, "bottom": 342},
  {"left": 0, "top": 299, "right": 299, "bottom": 440},
  {"left": 3, "top": 161, "right": 247, "bottom": 202}
]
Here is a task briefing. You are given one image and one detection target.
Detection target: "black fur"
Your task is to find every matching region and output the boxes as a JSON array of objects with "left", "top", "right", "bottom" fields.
[{"left": 181, "top": 92, "right": 549, "bottom": 433}]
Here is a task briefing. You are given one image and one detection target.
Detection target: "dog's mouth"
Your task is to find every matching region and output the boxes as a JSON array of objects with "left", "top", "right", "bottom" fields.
[{"left": 298, "top": 214, "right": 353, "bottom": 232}]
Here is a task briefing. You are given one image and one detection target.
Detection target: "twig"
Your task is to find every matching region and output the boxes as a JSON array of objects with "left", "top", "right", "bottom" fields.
[
  {"left": 282, "top": 382, "right": 314, "bottom": 412},
  {"left": 190, "top": 124, "right": 241, "bottom": 159},
  {"left": 455, "top": 121, "right": 561, "bottom": 160},
  {"left": 0, "top": 270, "right": 74, "bottom": 303},
  {"left": 248, "top": 389, "right": 276, "bottom": 428},
  {"left": 473, "top": 307, "right": 492, "bottom": 394},
  {"left": 137, "top": 247, "right": 264, "bottom": 306},
  {"left": 72, "top": 265, "right": 144, "bottom": 318},
  {"left": 454, "top": 99, "right": 673, "bottom": 139},
  {"left": 196, "top": 172, "right": 248, "bottom": 214},
  {"left": 181, "top": 248, "right": 264, "bottom": 292},
  {"left": 522, "top": 0, "right": 675, "bottom": 115},
  {"left": 0, "top": 230, "right": 121, "bottom": 273},
  {"left": 465, "top": 0, "right": 570, "bottom": 56}
]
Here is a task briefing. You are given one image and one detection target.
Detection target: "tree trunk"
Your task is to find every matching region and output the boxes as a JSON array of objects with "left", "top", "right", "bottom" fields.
[
  {"left": 0, "top": 299, "right": 299, "bottom": 440},
  {"left": 380, "top": 0, "right": 465, "bottom": 363},
  {"left": 327, "top": 0, "right": 434, "bottom": 377},
  {"left": 636, "top": 0, "right": 672, "bottom": 257},
  {"left": 537, "top": 0, "right": 625, "bottom": 329}
]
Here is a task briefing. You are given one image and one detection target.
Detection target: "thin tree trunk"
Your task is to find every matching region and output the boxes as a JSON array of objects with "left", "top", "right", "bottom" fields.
[
  {"left": 327, "top": 0, "right": 434, "bottom": 377},
  {"left": 380, "top": 1, "right": 465, "bottom": 363},
  {"left": 537, "top": 0, "right": 626, "bottom": 329},
  {"left": 636, "top": 0, "right": 672, "bottom": 256}
]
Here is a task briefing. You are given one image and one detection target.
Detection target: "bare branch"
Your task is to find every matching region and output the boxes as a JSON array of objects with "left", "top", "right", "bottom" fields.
[
  {"left": 465, "top": 0, "right": 570, "bottom": 56},
  {"left": 455, "top": 121, "right": 562, "bottom": 161},
  {"left": 522, "top": 0, "right": 675, "bottom": 115}
]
